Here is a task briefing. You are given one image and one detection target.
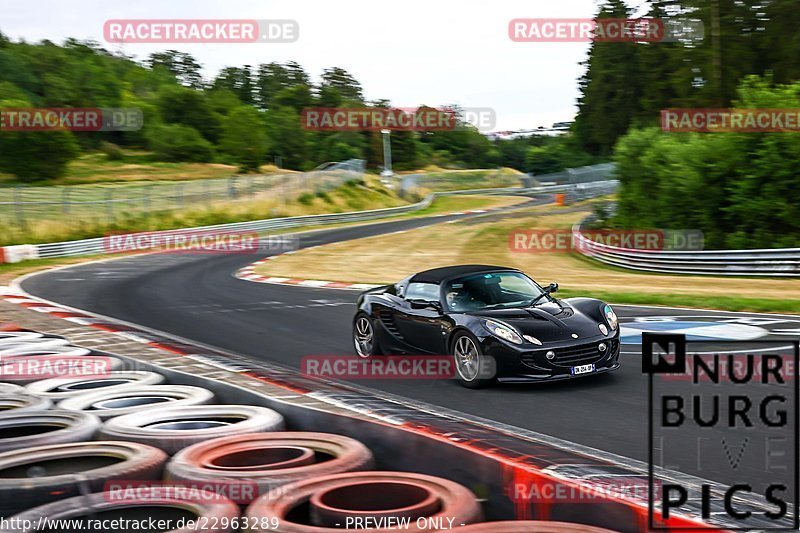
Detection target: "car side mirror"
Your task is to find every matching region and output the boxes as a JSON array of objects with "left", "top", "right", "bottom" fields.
[
  {"left": 409, "top": 299, "right": 442, "bottom": 312},
  {"left": 545, "top": 282, "right": 559, "bottom": 294}
]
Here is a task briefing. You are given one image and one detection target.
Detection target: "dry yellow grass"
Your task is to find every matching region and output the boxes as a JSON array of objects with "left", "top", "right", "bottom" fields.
[{"left": 254, "top": 204, "right": 800, "bottom": 302}]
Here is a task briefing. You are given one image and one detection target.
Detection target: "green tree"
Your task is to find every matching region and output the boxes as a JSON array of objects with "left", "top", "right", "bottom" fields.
[
  {"left": 573, "top": 0, "right": 640, "bottom": 155},
  {"left": 255, "top": 62, "right": 310, "bottom": 109},
  {"left": 320, "top": 67, "right": 364, "bottom": 103},
  {"left": 212, "top": 66, "right": 254, "bottom": 105},
  {"left": 220, "top": 106, "right": 268, "bottom": 171},
  {"left": 147, "top": 124, "right": 214, "bottom": 162},
  {"left": 272, "top": 85, "right": 313, "bottom": 112},
  {"left": 148, "top": 50, "right": 204, "bottom": 89},
  {"left": 265, "top": 106, "right": 309, "bottom": 170},
  {"left": 156, "top": 85, "right": 221, "bottom": 142}
]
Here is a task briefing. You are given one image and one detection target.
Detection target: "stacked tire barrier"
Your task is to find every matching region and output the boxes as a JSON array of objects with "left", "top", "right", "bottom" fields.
[{"left": 0, "top": 326, "right": 615, "bottom": 532}]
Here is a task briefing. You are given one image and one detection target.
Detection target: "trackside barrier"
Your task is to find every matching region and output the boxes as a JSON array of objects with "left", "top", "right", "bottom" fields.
[
  {"left": 102, "top": 350, "right": 716, "bottom": 533},
  {"left": 573, "top": 217, "right": 800, "bottom": 277},
  {"left": 0, "top": 245, "right": 39, "bottom": 264},
  {"left": 6, "top": 182, "right": 618, "bottom": 262}
]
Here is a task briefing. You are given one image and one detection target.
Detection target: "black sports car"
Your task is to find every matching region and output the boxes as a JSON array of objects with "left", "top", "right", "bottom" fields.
[{"left": 352, "top": 265, "right": 621, "bottom": 388}]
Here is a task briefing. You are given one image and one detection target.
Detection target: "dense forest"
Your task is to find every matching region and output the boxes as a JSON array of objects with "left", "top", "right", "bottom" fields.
[
  {"left": 0, "top": 33, "right": 592, "bottom": 181},
  {"left": 573, "top": 0, "right": 800, "bottom": 248}
]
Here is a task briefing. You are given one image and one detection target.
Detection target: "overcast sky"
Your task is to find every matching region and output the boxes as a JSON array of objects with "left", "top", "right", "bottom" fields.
[{"left": 0, "top": 0, "right": 635, "bottom": 131}]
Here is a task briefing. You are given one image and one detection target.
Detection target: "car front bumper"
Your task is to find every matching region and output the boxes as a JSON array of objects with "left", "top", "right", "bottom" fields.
[{"left": 479, "top": 332, "right": 622, "bottom": 383}]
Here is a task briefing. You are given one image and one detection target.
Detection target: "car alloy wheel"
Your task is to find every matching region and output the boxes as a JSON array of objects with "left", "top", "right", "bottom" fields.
[
  {"left": 454, "top": 336, "right": 480, "bottom": 382},
  {"left": 353, "top": 316, "right": 374, "bottom": 358}
]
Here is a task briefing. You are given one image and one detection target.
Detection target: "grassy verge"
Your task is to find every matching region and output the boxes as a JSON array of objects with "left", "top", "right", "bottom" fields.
[
  {"left": 410, "top": 168, "right": 525, "bottom": 192},
  {"left": 556, "top": 289, "right": 800, "bottom": 314},
  {"left": 253, "top": 200, "right": 800, "bottom": 314},
  {"left": 0, "top": 150, "right": 291, "bottom": 186}
]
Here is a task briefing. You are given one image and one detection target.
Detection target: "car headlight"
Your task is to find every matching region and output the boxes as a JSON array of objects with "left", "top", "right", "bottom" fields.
[
  {"left": 603, "top": 304, "right": 618, "bottom": 330},
  {"left": 523, "top": 334, "right": 542, "bottom": 346},
  {"left": 484, "top": 319, "right": 523, "bottom": 345},
  {"left": 598, "top": 323, "right": 608, "bottom": 335}
]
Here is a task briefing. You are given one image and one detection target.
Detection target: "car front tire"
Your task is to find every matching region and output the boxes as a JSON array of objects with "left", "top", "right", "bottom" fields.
[
  {"left": 452, "top": 331, "right": 495, "bottom": 389},
  {"left": 353, "top": 312, "right": 382, "bottom": 358}
]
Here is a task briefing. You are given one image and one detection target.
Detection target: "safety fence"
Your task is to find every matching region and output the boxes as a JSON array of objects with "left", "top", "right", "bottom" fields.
[{"left": 0, "top": 160, "right": 366, "bottom": 231}]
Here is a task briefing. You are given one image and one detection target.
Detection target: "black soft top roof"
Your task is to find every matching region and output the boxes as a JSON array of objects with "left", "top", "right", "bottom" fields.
[{"left": 410, "top": 265, "right": 518, "bottom": 284}]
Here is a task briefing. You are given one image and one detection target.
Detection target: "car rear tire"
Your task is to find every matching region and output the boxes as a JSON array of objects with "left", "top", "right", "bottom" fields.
[
  {"left": 452, "top": 331, "right": 495, "bottom": 389},
  {"left": 353, "top": 313, "right": 382, "bottom": 358}
]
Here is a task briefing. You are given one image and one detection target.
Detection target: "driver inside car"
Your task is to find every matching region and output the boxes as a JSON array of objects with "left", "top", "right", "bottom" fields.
[{"left": 447, "top": 279, "right": 491, "bottom": 311}]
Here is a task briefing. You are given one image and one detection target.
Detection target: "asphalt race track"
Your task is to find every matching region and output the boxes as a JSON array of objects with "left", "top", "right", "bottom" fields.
[{"left": 20, "top": 198, "right": 800, "bottom": 497}]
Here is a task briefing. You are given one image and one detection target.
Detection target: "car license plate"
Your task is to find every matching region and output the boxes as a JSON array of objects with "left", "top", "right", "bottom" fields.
[{"left": 571, "top": 364, "right": 595, "bottom": 375}]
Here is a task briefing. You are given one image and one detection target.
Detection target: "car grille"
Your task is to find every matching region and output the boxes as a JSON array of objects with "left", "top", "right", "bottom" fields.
[{"left": 521, "top": 339, "right": 618, "bottom": 368}]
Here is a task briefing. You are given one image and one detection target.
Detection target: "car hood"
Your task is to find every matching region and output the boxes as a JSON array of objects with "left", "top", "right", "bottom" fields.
[{"left": 465, "top": 300, "right": 604, "bottom": 343}]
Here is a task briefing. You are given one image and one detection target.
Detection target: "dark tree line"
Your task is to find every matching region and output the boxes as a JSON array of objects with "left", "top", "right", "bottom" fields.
[
  {"left": 575, "top": 0, "right": 800, "bottom": 249},
  {"left": 0, "top": 35, "right": 589, "bottom": 181},
  {"left": 574, "top": 0, "right": 800, "bottom": 155}
]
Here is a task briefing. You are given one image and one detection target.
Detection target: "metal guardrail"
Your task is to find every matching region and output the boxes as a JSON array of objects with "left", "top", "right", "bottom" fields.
[
  {"left": 35, "top": 194, "right": 435, "bottom": 259},
  {"left": 573, "top": 216, "right": 800, "bottom": 277},
  {"left": 27, "top": 181, "right": 618, "bottom": 260}
]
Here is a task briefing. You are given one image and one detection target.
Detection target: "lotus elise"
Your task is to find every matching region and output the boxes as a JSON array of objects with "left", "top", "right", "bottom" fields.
[{"left": 352, "top": 265, "right": 621, "bottom": 388}]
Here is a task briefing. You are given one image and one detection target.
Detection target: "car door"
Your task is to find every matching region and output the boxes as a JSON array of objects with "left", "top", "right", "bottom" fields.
[{"left": 393, "top": 282, "right": 448, "bottom": 354}]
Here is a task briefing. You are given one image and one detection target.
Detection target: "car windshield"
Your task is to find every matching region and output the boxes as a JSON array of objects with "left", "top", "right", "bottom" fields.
[{"left": 444, "top": 272, "right": 545, "bottom": 311}]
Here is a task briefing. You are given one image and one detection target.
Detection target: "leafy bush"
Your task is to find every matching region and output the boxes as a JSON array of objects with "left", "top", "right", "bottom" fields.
[
  {"left": 614, "top": 76, "right": 800, "bottom": 249},
  {"left": 0, "top": 130, "right": 79, "bottom": 181},
  {"left": 146, "top": 124, "right": 214, "bottom": 162}
]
